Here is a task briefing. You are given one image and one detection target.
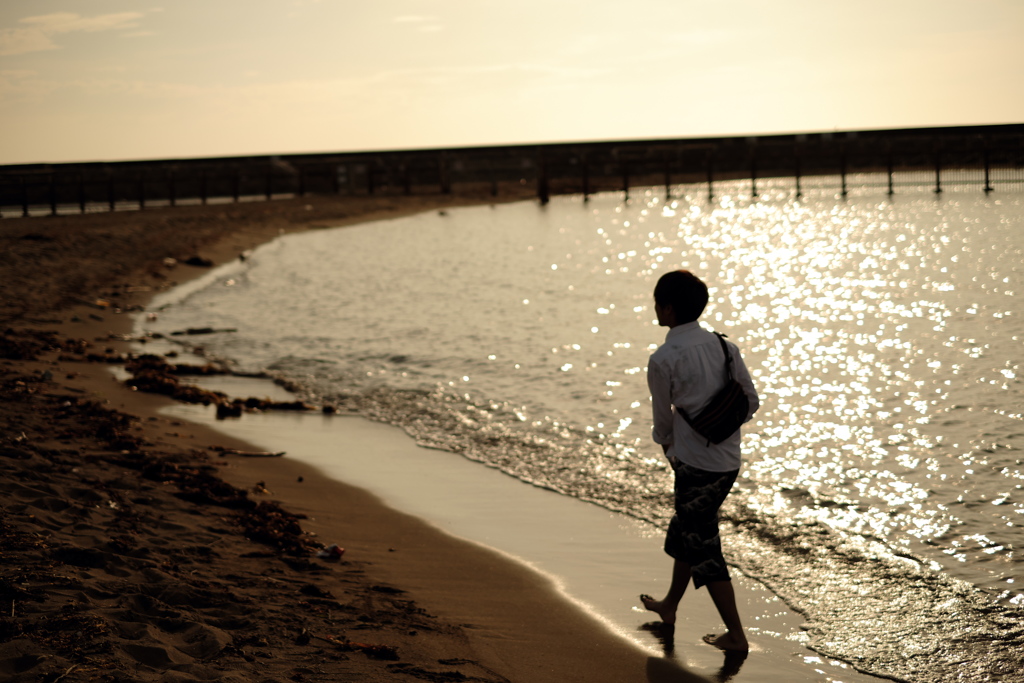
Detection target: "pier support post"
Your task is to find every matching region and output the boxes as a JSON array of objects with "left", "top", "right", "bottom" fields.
[
  {"left": 78, "top": 174, "right": 87, "bottom": 214},
  {"left": 664, "top": 152, "right": 672, "bottom": 201},
  {"left": 581, "top": 157, "right": 589, "bottom": 202},
  {"left": 622, "top": 162, "right": 630, "bottom": 202},
  {"left": 794, "top": 149, "right": 802, "bottom": 199},
  {"left": 232, "top": 171, "right": 240, "bottom": 203},
  {"left": 21, "top": 178, "right": 29, "bottom": 217},
  {"left": 839, "top": 150, "right": 848, "bottom": 197},
  {"left": 934, "top": 150, "right": 942, "bottom": 194},
  {"left": 750, "top": 154, "right": 758, "bottom": 199},
  {"left": 537, "top": 155, "right": 550, "bottom": 205},
  {"left": 706, "top": 151, "right": 714, "bottom": 202},
  {"left": 438, "top": 157, "right": 450, "bottom": 195},
  {"left": 49, "top": 175, "right": 57, "bottom": 216},
  {"left": 138, "top": 174, "right": 145, "bottom": 210},
  {"left": 200, "top": 171, "right": 208, "bottom": 205},
  {"left": 887, "top": 153, "right": 894, "bottom": 196},
  {"left": 983, "top": 146, "right": 993, "bottom": 193},
  {"left": 108, "top": 175, "right": 116, "bottom": 211}
]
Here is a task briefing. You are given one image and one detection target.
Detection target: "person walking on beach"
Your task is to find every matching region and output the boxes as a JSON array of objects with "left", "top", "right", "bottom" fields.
[{"left": 639, "top": 270, "right": 759, "bottom": 652}]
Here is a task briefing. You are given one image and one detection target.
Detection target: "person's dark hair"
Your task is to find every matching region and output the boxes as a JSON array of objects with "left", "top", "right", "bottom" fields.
[{"left": 653, "top": 270, "right": 708, "bottom": 323}]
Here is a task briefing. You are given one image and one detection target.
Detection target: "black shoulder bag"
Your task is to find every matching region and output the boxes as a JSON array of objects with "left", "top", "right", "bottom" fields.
[{"left": 677, "top": 333, "right": 749, "bottom": 446}]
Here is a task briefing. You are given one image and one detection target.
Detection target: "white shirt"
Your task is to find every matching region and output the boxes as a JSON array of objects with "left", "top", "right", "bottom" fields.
[{"left": 647, "top": 322, "right": 759, "bottom": 472}]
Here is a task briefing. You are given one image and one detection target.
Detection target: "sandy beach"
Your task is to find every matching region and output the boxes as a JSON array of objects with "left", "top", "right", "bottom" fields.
[
  {"left": 0, "top": 190, "right": 673, "bottom": 682},
  {"left": 1, "top": 190, "right": 888, "bottom": 683}
]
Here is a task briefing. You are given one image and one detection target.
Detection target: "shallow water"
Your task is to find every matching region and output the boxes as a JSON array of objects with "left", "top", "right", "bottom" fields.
[{"left": 143, "top": 177, "right": 1024, "bottom": 682}]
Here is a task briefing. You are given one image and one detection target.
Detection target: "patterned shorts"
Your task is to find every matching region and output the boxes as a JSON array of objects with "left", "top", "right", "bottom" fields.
[{"left": 663, "top": 461, "right": 739, "bottom": 589}]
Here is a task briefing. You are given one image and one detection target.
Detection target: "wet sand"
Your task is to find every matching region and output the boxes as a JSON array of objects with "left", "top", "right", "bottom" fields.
[
  {"left": 1, "top": 191, "right": 882, "bottom": 682},
  {"left": 150, "top": 365, "right": 887, "bottom": 683}
]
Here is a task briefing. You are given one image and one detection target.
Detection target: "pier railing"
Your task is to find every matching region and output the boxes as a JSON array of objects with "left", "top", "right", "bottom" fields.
[{"left": 1, "top": 123, "right": 1022, "bottom": 217}]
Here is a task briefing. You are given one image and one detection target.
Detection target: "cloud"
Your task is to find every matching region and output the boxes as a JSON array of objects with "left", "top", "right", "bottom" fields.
[
  {"left": 0, "top": 27, "right": 57, "bottom": 56},
  {"left": 19, "top": 11, "right": 144, "bottom": 33},
  {"left": 393, "top": 15, "right": 443, "bottom": 31},
  {"left": 0, "top": 11, "right": 145, "bottom": 56}
]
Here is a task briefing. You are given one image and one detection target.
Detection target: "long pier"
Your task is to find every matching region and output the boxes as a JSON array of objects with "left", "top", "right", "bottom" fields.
[{"left": 2, "top": 123, "right": 1022, "bottom": 217}]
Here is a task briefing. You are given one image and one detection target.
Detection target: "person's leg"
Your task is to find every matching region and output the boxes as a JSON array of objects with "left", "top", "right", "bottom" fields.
[
  {"left": 703, "top": 580, "right": 748, "bottom": 651},
  {"left": 640, "top": 558, "right": 691, "bottom": 624},
  {"left": 642, "top": 463, "right": 696, "bottom": 625},
  {"left": 671, "top": 464, "right": 746, "bottom": 650},
  {"left": 642, "top": 460, "right": 704, "bottom": 624}
]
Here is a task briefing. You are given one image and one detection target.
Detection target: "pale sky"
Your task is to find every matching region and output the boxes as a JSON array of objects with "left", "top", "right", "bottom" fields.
[{"left": 1, "top": 0, "right": 1022, "bottom": 165}]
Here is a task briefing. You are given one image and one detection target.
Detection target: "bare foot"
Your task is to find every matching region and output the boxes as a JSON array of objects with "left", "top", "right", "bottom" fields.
[
  {"left": 639, "top": 594, "right": 676, "bottom": 625},
  {"left": 702, "top": 632, "right": 749, "bottom": 652}
]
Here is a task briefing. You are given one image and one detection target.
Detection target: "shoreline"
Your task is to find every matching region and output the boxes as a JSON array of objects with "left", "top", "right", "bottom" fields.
[
  {"left": 156, "top": 398, "right": 891, "bottom": 683},
  {"left": 1, "top": 192, "right": 661, "bottom": 682}
]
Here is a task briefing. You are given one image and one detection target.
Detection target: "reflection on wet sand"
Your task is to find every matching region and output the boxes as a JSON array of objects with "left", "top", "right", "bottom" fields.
[{"left": 643, "top": 620, "right": 748, "bottom": 682}]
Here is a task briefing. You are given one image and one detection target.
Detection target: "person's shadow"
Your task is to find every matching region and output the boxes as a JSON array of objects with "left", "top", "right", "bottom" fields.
[{"left": 641, "top": 622, "right": 748, "bottom": 683}]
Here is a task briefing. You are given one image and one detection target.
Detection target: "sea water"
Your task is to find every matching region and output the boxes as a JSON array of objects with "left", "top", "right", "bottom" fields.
[{"left": 143, "top": 176, "right": 1023, "bottom": 682}]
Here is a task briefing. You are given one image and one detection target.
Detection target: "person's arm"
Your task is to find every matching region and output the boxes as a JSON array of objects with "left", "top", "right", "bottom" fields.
[{"left": 647, "top": 359, "right": 676, "bottom": 464}]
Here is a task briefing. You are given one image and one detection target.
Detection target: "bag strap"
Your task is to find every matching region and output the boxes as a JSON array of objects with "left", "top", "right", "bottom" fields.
[{"left": 714, "top": 332, "right": 735, "bottom": 382}]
